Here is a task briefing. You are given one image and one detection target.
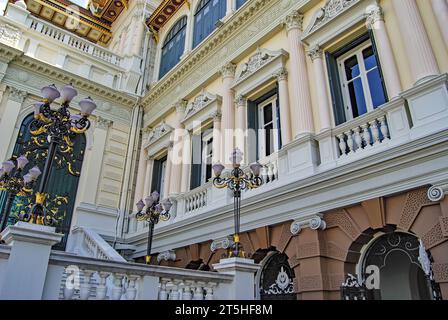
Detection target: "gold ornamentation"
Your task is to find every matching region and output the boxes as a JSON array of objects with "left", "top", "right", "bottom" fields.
[{"left": 35, "top": 192, "right": 47, "bottom": 205}]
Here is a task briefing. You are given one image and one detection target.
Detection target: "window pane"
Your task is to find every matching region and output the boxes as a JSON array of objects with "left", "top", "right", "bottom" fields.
[
  {"left": 236, "top": 0, "right": 246, "bottom": 9},
  {"left": 344, "top": 55, "right": 360, "bottom": 81},
  {"left": 367, "top": 69, "right": 387, "bottom": 108},
  {"left": 265, "top": 123, "right": 274, "bottom": 156},
  {"left": 362, "top": 46, "right": 377, "bottom": 71},
  {"left": 263, "top": 103, "right": 273, "bottom": 124},
  {"left": 348, "top": 78, "right": 367, "bottom": 118}
]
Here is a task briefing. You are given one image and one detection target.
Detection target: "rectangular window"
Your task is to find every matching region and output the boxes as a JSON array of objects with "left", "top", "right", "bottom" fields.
[
  {"left": 201, "top": 131, "right": 213, "bottom": 184},
  {"left": 258, "top": 95, "right": 280, "bottom": 158},
  {"left": 190, "top": 128, "right": 213, "bottom": 190},
  {"left": 150, "top": 156, "right": 167, "bottom": 199},
  {"left": 326, "top": 33, "right": 388, "bottom": 125}
]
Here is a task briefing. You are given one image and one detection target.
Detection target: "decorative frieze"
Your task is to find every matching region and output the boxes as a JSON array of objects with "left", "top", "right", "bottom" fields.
[
  {"left": 157, "top": 250, "right": 176, "bottom": 263},
  {"left": 290, "top": 215, "right": 326, "bottom": 235},
  {"left": 0, "top": 23, "right": 22, "bottom": 47}
]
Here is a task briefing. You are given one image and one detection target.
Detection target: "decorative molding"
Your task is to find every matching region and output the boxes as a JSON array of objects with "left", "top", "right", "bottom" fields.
[
  {"left": 8, "top": 86, "right": 26, "bottom": 103},
  {"left": 307, "top": 45, "right": 323, "bottom": 62},
  {"left": 0, "top": 23, "right": 22, "bottom": 47},
  {"left": 210, "top": 236, "right": 234, "bottom": 252},
  {"left": 366, "top": 5, "right": 384, "bottom": 27},
  {"left": 147, "top": 121, "right": 173, "bottom": 146},
  {"left": 235, "top": 48, "right": 278, "bottom": 83},
  {"left": 234, "top": 94, "right": 246, "bottom": 107},
  {"left": 157, "top": 250, "right": 176, "bottom": 263},
  {"left": 96, "top": 116, "right": 113, "bottom": 130},
  {"left": 290, "top": 214, "right": 326, "bottom": 235},
  {"left": 273, "top": 67, "right": 288, "bottom": 81},
  {"left": 220, "top": 62, "right": 237, "bottom": 78},
  {"left": 284, "top": 10, "right": 303, "bottom": 32},
  {"left": 427, "top": 184, "right": 448, "bottom": 202},
  {"left": 183, "top": 90, "right": 221, "bottom": 121},
  {"left": 303, "top": 0, "right": 360, "bottom": 38}
]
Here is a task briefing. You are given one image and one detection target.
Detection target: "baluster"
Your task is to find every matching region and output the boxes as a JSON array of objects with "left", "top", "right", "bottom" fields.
[
  {"left": 182, "top": 281, "right": 193, "bottom": 300},
  {"left": 205, "top": 282, "right": 216, "bottom": 300},
  {"left": 361, "top": 123, "right": 372, "bottom": 148},
  {"left": 79, "top": 270, "right": 94, "bottom": 300},
  {"left": 96, "top": 272, "right": 109, "bottom": 300},
  {"left": 345, "top": 130, "right": 355, "bottom": 155},
  {"left": 267, "top": 163, "right": 274, "bottom": 182},
  {"left": 273, "top": 161, "right": 278, "bottom": 180},
  {"left": 169, "top": 281, "right": 180, "bottom": 300},
  {"left": 369, "top": 120, "right": 380, "bottom": 145},
  {"left": 193, "top": 282, "right": 204, "bottom": 300},
  {"left": 126, "top": 275, "right": 140, "bottom": 300},
  {"left": 353, "top": 127, "right": 363, "bottom": 152},
  {"left": 63, "top": 270, "right": 76, "bottom": 300},
  {"left": 337, "top": 133, "right": 347, "bottom": 156},
  {"left": 177, "top": 282, "right": 184, "bottom": 300},
  {"left": 159, "top": 278, "right": 169, "bottom": 300},
  {"left": 378, "top": 116, "right": 390, "bottom": 141},
  {"left": 111, "top": 273, "right": 125, "bottom": 300}
]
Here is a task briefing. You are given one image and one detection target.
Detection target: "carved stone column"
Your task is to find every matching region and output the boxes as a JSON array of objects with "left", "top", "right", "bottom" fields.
[
  {"left": 285, "top": 11, "right": 314, "bottom": 137},
  {"left": 234, "top": 95, "right": 246, "bottom": 158},
  {"left": 220, "top": 62, "right": 236, "bottom": 165},
  {"left": 430, "top": 0, "right": 448, "bottom": 50},
  {"left": 212, "top": 111, "right": 222, "bottom": 165},
  {"left": 274, "top": 67, "right": 292, "bottom": 144},
  {"left": 307, "top": 46, "right": 332, "bottom": 132},
  {"left": 170, "top": 100, "right": 187, "bottom": 195},
  {"left": 0, "top": 87, "right": 26, "bottom": 161},
  {"left": 366, "top": 6, "right": 402, "bottom": 98},
  {"left": 391, "top": 0, "right": 439, "bottom": 84}
]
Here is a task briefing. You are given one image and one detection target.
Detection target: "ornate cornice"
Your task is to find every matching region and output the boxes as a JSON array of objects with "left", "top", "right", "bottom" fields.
[
  {"left": 307, "top": 45, "right": 323, "bottom": 61},
  {"left": 284, "top": 10, "right": 304, "bottom": 32},
  {"left": 366, "top": 5, "right": 384, "bottom": 27},
  {"left": 8, "top": 86, "right": 27, "bottom": 103},
  {"left": 220, "top": 62, "right": 237, "bottom": 79},
  {"left": 290, "top": 215, "right": 326, "bottom": 235}
]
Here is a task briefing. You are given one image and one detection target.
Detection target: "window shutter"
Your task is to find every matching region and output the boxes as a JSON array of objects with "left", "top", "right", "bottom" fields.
[
  {"left": 368, "top": 29, "right": 389, "bottom": 102},
  {"left": 151, "top": 159, "right": 162, "bottom": 193},
  {"left": 190, "top": 134, "right": 202, "bottom": 190},
  {"left": 325, "top": 51, "right": 346, "bottom": 126},
  {"left": 247, "top": 100, "right": 259, "bottom": 163}
]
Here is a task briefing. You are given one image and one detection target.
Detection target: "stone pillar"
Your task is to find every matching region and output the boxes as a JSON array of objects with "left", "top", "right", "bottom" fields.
[
  {"left": 170, "top": 101, "right": 187, "bottom": 195},
  {"left": 0, "top": 87, "right": 26, "bottom": 162},
  {"left": 133, "top": 143, "right": 148, "bottom": 210},
  {"left": 180, "top": 130, "right": 191, "bottom": 193},
  {"left": 163, "top": 142, "right": 173, "bottom": 199},
  {"left": 430, "top": 0, "right": 448, "bottom": 50},
  {"left": 81, "top": 117, "right": 112, "bottom": 205},
  {"left": 226, "top": 0, "right": 235, "bottom": 17},
  {"left": 274, "top": 67, "right": 292, "bottom": 144},
  {"left": 391, "top": 0, "right": 439, "bottom": 84},
  {"left": 285, "top": 11, "right": 314, "bottom": 137},
  {"left": 0, "top": 222, "right": 63, "bottom": 300},
  {"left": 212, "top": 111, "right": 222, "bottom": 165},
  {"left": 220, "top": 62, "right": 236, "bottom": 165},
  {"left": 183, "top": 12, "right": 194, "bottom": 57},
  {"left": 143, "top": 158, "right": 154, "bottom": 197},
  {"left": 235, "top": 95, "right": 247, "bottom": 160},
  {"left": 131, "top": 19, "right": 146, "bottom": 56},
  {"left": 366, "top": 6, "right": 402, "bottom": 98},
  {"left": 213, "top": 258, "right": 260, "bottom": 300},
  {"left": 307, "top": 46, "right": 332, "bottom": 132}
]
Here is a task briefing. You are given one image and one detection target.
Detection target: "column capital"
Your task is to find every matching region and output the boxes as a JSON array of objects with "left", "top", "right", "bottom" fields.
[
  {"left": 234, "top": 94, "right": 246, "bottom": 107},
  {"left": 8, "top": 87, "right": 27, "bottom": 103},
  {"left": 220, "top": 62, "right": 237, "bottom": 78},
  {"left": 285, "top": 10, "right": 304, "bottom": 32},
  {"left": 168, "top": 141, "right": 174, "bottom": 150},
  {"left": 95, "top": 116, "right": 113, "bottom": 130},
  {"left": 290, "top": 214, "right": 326, "bottom": 235},
  {"left": 307, "top": 45, "right": 323, "bottom": 62},
  {"left": 211, "top": 110, "right": 222, "bottom": 121},
  {"left": 273, "top": 67, "right": 288, "bottom": 81},
  {"left": 428, "top": 184, "right": 448, "bottom": 202},
  {"left": 366, "top": 5, "right": 384, "bottom": 27},
  {"left": 174, "top": 99, "right": 188, "bottom": 114}
]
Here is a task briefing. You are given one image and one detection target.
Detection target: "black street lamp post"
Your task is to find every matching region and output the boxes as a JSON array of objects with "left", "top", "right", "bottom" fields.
[
  {"left": 135, "top": 191, "right": 173, "bottom": 264},
  {"left": 0, "top": 156, "right": 41, "bottom": 232},
  {"left": 18, "top": 84, "right": 96, "bottom": 226},
  {"left": 212, "top": 148, "right": 263, "bottom": 258}
]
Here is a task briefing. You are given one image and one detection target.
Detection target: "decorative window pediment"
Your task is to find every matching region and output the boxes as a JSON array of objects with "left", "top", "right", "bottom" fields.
[
  {"left": 301, "top": 0, "right": 373, "bottom": 46},
  {"left": 232, "top": 48, "right": 288, "bottom": 96},
  {"left": 146, "top": 121, "right": 173, "bottom": 147},
  {"left": 182, "top": 90, "right": 222, "bottom": 130}
]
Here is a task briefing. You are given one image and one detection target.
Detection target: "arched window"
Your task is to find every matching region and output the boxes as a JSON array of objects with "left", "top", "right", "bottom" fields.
[
  {"left": 159, "top": 16, "right": 187, "bottom": 79},
  {"left": 193, "top": 0, "right": 226, "bottom": 48},
  {"left": 0, "top": 113, "right": 86, "bottom": 250},
  {"left": 236, "top": 0, "right": 246, "bottom": 9}
]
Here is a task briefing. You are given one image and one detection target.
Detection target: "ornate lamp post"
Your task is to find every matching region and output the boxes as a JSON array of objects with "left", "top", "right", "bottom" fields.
[
  {"left": 212, "top": 148, "right": 263, "bottom": 258},
  {"left": 0, "top": 156, "right": 41, "bottom": 231},
  {"left": 19, "top": 84, "right": 96, "bottom": 226},
  {"left": 135, "top": 191, "right": 173, "bottom": 264}
]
